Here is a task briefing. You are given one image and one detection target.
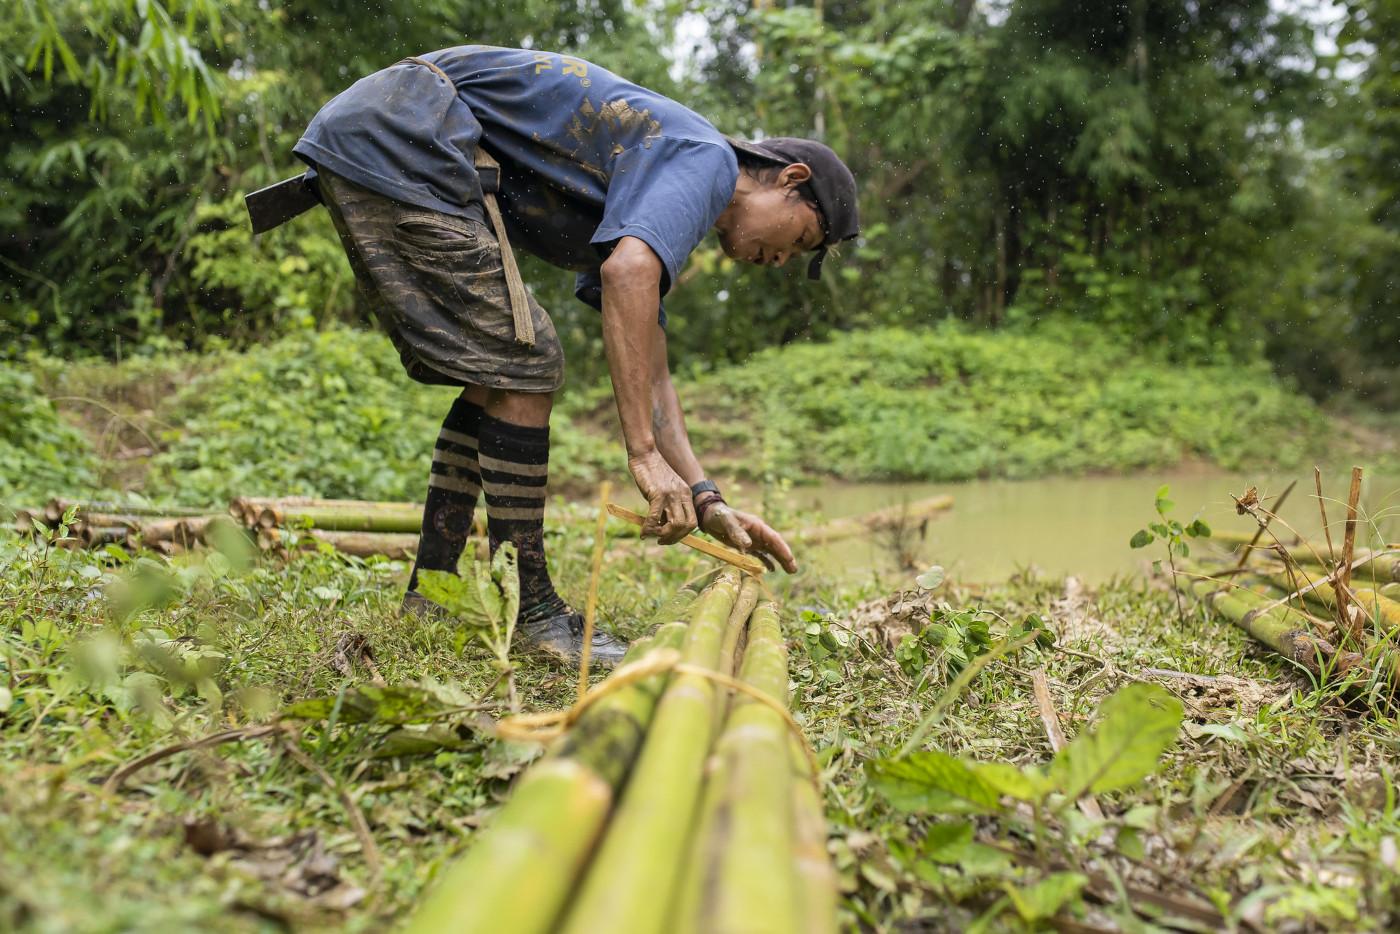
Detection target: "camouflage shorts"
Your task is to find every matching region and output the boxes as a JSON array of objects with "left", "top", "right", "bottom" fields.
[{"left": 317, "top": 170, "right": 564, "bottom": 392}]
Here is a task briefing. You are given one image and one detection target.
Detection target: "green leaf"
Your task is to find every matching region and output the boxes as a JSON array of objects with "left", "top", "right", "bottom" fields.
[
  {"left": 1003, "top": 872, "right": 1089, "bottom": 921},
  {"left": 869, "top": 751, "right": 1004, "bottom": 815},
  {"left": 916, "top": 565, "right": 946, "bottom": 590},
  {"left": 976, "top": 761, "right": 1052, "bottom": 801},
  {"left": 1048, "top": 683, "right": 1183, "bottom": 800},
  {"left": 282, "top": 684, "right": 453, "bottom": 725},
  {"left": 1186, "top": 518, "right": 1212, "bottom": 538},
  {"left": 1129, "top": 529, "right": 1154, "bottom": 549}
]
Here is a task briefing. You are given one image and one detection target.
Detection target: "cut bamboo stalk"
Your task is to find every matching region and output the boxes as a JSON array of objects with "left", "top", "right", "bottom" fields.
[
  {"left": 673, "top": 599, "right": 801, "bottom": 934},
  {"left": 718, "top": 577, "right": 761, "bottom": 680},
  {"left": 46, "top": 498, "right": 209, "bottom": 522},
  {"left": 1260, "top": 571, "right": 1400, "bottom": 635},
  {"left": 789, "top": 731, "right": 838, "bottom": 934},
  {"left": 560, "top": 571, "right": 743, "bottom": 934},
  {"left": 796, "top": 494, "right": 954, "bottom": 545},
  {"left": 407, "top": 607, "right": 693, "bottom": 934},
  {"left": 258, "top": 528, "right": 419, "bottom": 559},
  {"left": 1182, "top": 576, "right": 1362, "bottom": 677},
  {"left": 606, "top": 504, "right": 766, "bottom": 575},
  {"left": 254, "top": 504, "right": 423, "bottom": 533},
  {"left": 1030, "top": 668, "right": 1105, "bottom": 821}
]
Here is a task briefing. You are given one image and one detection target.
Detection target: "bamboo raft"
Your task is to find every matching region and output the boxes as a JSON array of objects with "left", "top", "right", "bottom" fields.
[{"left": 407, "top": 571, "right": 836, "bottom": 934}]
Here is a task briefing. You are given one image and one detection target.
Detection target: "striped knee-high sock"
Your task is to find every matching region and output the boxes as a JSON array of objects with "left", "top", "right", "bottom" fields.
[
  {"left": 478, "top": 414, "right": 565, "bottom": 621},
  {"left": 409, "top": 396, "right": 484, "bottom": 592}
]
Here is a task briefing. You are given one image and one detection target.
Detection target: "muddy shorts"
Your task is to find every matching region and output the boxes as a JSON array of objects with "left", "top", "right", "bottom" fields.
[{"left": 316, "top": 169, "right": 564, "bottom": 392}]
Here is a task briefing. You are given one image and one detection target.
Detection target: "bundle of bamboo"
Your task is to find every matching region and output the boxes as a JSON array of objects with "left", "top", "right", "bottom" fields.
[{"left": 406, "top": 570, "right": 835, "bottom": 934}]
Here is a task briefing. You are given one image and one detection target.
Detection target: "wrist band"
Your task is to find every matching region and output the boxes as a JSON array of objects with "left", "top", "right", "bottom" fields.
[
  {"left": 694, "top": 491, "right": 725, "bottom": 525},
  {"left": 690, "top": 479, "right": 720, "bottom": 498}
]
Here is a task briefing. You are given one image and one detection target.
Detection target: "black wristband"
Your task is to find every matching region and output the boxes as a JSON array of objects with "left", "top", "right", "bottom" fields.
[{"left": 690, "top": 479, "right": 721, "bottom": 499}]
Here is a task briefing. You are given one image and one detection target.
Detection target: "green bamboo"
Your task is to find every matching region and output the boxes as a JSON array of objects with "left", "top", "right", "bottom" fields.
[
  {"left": 259, "top": 504, "right": 425, "bottom": 533},
  {"left": 790, "top": 734, "right": 839, "bottom": 934},
  {"left": 46, "top": 498, "right": 210, "bottom": 522},
  {"left": 1184, "top": 576, "right": 1360, "bottom": 676},
  {"left": 1259, "top": 570, "right": 1400, "bottom": 634},
  {"left": 560, "top": 571, "right": 742, "bottom": 934},
  {"left": 406, "top": 594, "right": 696, "bottom": 934},
  {"left": 673, "top": 599, "right": 802, "bottom": 934}
]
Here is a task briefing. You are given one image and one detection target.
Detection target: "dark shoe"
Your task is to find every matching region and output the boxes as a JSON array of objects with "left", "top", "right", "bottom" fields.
[{"left": 517, "top": 608, "right": 629, "bottom": 668}]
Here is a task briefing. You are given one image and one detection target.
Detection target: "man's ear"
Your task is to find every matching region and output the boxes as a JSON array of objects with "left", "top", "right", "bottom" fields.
[{"left": 778, "top": 162, "right": 812, "bottom": 188}]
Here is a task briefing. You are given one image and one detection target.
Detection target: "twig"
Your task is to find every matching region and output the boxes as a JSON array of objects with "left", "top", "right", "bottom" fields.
[
  {"left": 1030, "top": 669, "right": 1106, "bottom": 821},
  {"left": 578, "top": 481, "right": 611, "bottom": 701},
  {"left": 606, "top": 503, "right": 766, "bottom": 575},
  {"left": 102, "top": 724, "right": 285, "bottom": 793},
  {"left": 280, "top": 736, "right": 383, "bottom": 885},
  {"left": 1314, "top": 467, "right": 1336, "bottom": 565},
  {"left": 1232, "top": 480, "right": 1296, "bottom": 573},
  {"left": 1339, "top": 467, "right": 1364, "bottom": 644}
]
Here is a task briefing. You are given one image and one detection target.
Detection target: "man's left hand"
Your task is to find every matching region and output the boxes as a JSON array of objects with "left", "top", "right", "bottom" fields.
[{"left": 700, "top": 503, "right": 798, "bottom": 574}]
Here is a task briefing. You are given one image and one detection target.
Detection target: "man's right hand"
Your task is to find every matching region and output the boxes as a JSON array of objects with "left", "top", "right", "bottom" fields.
[{"left": 628, "top": 450, "right": 696, "bottom": 545}]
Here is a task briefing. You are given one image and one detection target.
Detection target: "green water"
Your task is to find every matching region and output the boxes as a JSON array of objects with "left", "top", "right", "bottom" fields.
[{"left": 784, "top": 467, "right": 1400, "bottom": 584}]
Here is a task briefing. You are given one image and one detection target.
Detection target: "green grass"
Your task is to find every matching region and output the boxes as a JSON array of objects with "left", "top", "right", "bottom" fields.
[{"left": 3, "top": 521, "right": 1398, "bottom": 930}]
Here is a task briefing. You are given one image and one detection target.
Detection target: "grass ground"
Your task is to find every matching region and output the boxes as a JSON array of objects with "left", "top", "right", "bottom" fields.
[{"left": 4, "top": 511, "right": 1398, "bottom": 932}]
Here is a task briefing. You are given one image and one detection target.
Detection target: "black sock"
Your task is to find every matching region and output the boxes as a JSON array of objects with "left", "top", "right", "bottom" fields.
[
  {"left": 408, "top": 396, "right": 484, "bottom": 592},
  {"left": 478, "top": 414, "right": 566, "bottom": 622}
]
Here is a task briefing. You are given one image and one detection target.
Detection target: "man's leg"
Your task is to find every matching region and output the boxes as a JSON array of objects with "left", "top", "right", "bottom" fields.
[
  {"left": 406, "top": 388, "right": 488, "bottom": 597},
  {"left": 476, "top": 388, "right": 627, "bottom": 664}
]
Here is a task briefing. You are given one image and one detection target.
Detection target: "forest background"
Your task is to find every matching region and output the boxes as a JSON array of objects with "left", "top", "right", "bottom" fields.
[{"left": 1, "top": 0, "right": 1398, "bottom": 507}]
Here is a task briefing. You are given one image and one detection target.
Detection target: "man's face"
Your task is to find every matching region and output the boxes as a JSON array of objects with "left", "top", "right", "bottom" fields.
[{"left": 717, "top": 164, "right": 825, "bottom": 269}]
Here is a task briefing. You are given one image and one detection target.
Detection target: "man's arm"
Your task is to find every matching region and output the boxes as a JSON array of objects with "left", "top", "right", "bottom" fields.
[
  {"left": 649, "top": 318, "right": 799, "bottom": 574},
  {"left": 650, "top": 325, "right": 705, "bottom": 487},
  {"left": 599, "top": 236, "right": 695, "bottom": 544}
]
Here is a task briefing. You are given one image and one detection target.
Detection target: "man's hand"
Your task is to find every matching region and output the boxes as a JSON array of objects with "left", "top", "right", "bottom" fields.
[
  {"left": 700, "top": 502, "right": 799, "bottom": 574},
  {"left": 629, "top": 450, "right": 696, "bottom": 544}
]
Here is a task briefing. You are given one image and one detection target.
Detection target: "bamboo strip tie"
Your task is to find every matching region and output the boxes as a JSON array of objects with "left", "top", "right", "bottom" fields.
[
  {"left": 495, "top": 647, "right": 822, "bottom": 787},
  {"left": 605, "top": 503, "right": 767, "bottom": 576}
]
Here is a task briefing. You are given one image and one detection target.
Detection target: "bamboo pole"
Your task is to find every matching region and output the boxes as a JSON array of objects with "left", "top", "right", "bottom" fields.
[
  {"left": 258, "top": 528, "right": 419, "bottom": 559},
  {"left": 406, "top": 613, "right": 693, "bottom": 934},
  {"left": 45, "top": 498, "right": 209, "bottom": 522},
  {"left": 1259, "top": 571, "right": 1400, "bottom": 635},
  {"left": 789, "top": 733, "right": 838, "bottom": 934},
  {"left": 796, "top": 494, "right": 954, "bottom": 546},
  {"left": 674, "top": 599, "right": 801, "bottom": 934},
  {"left": 1183, "top": 576, "right": 1362, "bottom": 677},
  {"left": 560, "top": 572, "right": 743, "bottom": 934}
]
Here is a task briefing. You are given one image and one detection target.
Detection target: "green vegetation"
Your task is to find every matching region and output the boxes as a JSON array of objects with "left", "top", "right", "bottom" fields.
[
  {"left": 0, "top": 365, "right": 97, "bottom": 503},
  {"left": 1, "top": 323, "right": 1340, "bottom": 513},
  {"left": 4, "top": 0, "right": 1398, "bottom": 402},
  {"left": 4, "top": 524, "right": 1398, "bottom": 929},
  {"left": 683, "top": 324, "right": 1329, "bottom": 482}
]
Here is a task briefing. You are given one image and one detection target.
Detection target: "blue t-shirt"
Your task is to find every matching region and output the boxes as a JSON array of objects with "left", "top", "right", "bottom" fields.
[{"left": 294, "top": 46, "right": 739, "bottom": 322}]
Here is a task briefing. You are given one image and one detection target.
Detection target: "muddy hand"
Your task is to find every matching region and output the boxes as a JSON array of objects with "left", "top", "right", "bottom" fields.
[
  {"left": 701, "top": 503, "right": 799, "bottom": 574},
  {"left": 628, "top": 450, "right": 696, "bottom": 545}
]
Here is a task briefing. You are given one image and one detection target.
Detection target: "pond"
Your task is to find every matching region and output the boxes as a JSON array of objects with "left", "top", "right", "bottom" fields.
[{"left": 783, "top": 466, "right": 1400, "bottom": 585}]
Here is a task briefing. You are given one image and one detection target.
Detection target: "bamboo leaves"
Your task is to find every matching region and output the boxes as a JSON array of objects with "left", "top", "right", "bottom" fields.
[{"left": 873, "top": 683, "right": 1183, "bottom": 816}]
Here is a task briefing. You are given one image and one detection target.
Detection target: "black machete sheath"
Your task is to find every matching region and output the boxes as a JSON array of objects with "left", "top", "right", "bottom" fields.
[{"left": 244, "top": 173, "right": 322, "bottom": 234}]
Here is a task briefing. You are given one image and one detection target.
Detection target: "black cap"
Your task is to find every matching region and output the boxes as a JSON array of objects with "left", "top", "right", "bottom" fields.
[{"left": 726, "top": 136, "right": 860, "bottom": 280}]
